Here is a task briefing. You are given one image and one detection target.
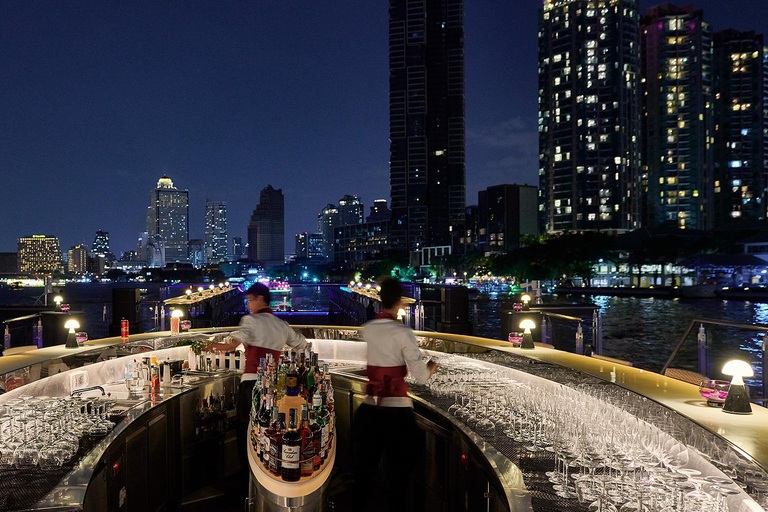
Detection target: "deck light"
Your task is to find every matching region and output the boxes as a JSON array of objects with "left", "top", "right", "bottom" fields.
[
  {"left": 521, "top": 294, "right": 531, "bottom": 311},
  {"left": 519, "top": 319, "right": 536, "bottom": 350},
  {"left": 185, "top": 289, "right": 192, "bottom": 299},
  {"left": 722, "top": 360, "right": 754, "bottom": 414},
  {"left": 53, "top": 295, "right": 63, "bottom": 309},
  {"left": 64, "top": 319, "right": 80, "bottom": 349},
  {"left": 197, "top": 287, "right": 204, "bottom": 294}
]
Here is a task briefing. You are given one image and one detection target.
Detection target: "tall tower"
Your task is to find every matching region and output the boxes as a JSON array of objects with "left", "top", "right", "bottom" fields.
[
  {"left": 713, "top": 29, "right": 768, "bottom": 225},
  {"left": 317, "top": 204, "right": 339, "bottom": 260},
  {"left": 146, "top": 175, "right": 189, "bottom": 263},
  {"left": 92, "top": 230, "right": 110, "bottom": 257},
  {"left": 641, "top": 4, "right": 714, "bottom": 230},
  {"left": 17, "top": 235, "right": 63, "bottom": 273},
  {"left": 538, "top": 0, "right": 642, "bottom": 233},
  {"left": 389, "top": 0, "right": 466, "bottom": 251},
  {"left": 204, "top": 200, "right": 228, "bottom": 263},
  {"left": 337, "top": 195, "right": 364, "bottom": 226},
  {"left": 247, "top": 185, "right": 284, "bottom": 267}
]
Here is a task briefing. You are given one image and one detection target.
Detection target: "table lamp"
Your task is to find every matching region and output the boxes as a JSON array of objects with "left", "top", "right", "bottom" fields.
[
  {"left": 64, "top": 319, "right": 80, "bottom": 349},
  {"left": 722, "top": 359, "right": 754, "bottom": 415},
  {"left": 521, "top": 294, "right": 531, "bottom": 311},
  {"left": 519, "top": 319, "right": 536, "bottom": 349},
  {"left": 53, "top": 295, "right": 63, "bottom": 310},
  {"left": 170, "top": 309, "right": 184, "bottom": 335}
]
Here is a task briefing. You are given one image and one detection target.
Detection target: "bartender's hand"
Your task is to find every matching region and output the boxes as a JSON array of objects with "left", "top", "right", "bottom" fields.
[{"left": 427, "top": 359, "right": 439, "bottom": 377}]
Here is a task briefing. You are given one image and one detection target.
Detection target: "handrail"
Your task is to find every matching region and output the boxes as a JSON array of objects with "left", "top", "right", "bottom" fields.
[
  {"left": 539, "top": 311, "right": 583, "bottom": 322},
  {"left": 2, "top": 313, "right": 41, "bottom": 324},
  {"left": 661, "top": 317, "right": 768, "bottom": 377}
]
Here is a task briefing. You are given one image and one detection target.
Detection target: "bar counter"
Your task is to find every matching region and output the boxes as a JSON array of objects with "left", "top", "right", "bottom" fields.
[{"left": 2, "top": 327, "right": 768, "bottom": 511}]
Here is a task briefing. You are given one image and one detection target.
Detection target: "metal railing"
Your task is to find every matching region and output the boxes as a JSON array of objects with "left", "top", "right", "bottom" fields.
[{"left": 661, "top": 317, "right": 768, "bottom": 399}]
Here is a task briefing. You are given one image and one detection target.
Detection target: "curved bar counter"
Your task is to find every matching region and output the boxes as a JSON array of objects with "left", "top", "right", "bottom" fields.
[{"left": 0, "top": 327, "right": 767, "bottom": 511}]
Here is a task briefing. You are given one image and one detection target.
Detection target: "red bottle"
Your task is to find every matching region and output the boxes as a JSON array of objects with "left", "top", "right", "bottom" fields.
[
  {"left": 299, "top": 405, "right": 314, "bottom": 477},
  {"left": 121, "top": 318, "right": 129, "bottom": 343}
]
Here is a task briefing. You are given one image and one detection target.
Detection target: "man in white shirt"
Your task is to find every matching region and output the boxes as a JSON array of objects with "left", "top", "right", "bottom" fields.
[
  {"left": 207, "top": 282, "right": 307, "bottom": 472},
  {"left": 353, "top": 278, "right": 438, "bottom": 511}
]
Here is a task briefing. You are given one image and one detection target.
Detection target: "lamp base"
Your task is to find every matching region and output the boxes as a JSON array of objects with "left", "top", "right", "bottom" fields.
[
  {"left": 520, "top": 332, "right": 535, "bottom": 350},
  {"left": 723, "top": 383, "right": 752, "bottom": 414},
  {"left": 65, "top": 331, "right": 79, "bottom": 349}
]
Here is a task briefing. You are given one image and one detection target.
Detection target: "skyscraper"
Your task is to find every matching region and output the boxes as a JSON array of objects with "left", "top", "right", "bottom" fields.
[
  {"left": 188, "top": 239, "right": 205, "bottom": 268},
  {"left": 337, "top": 195, "right": 364, "bottom": 226},
  {"left": 92, "top": 230, "right": 110, "bottom": 257},
  {"left": 17, "top": 235, "right": 63, "bottom": 273},
  {"left": 146, "top": 175, "right": 189, "bottom": 263},
  {"left": 247, "top": 185, "right": 284, "bottom": 267},
  {"left": 641, "top": 4, "right": 714, "bottom": 230},
  {"left": 713, "top": 29, "right": 768, "bottom": 225},
  {"left": 295, "top": 232, "right": 324, "bottom": 259},
  {"left": 317, "top": 204, "right": 339, "bottom": 259},
  {"left": 389, "top": 0, "right": 466, "bottom": 251},
  {"left": 538, "top": 0, "right": 642, "bottom": 233},
  {"left": 67, "top": 245, "right": 88, "bottom": 274},
  {"left": 478, "top": 184, "right": 540, "bottom": 252},
  {"left": 204, "top": 200, "right": 228, "bottom": 263}
]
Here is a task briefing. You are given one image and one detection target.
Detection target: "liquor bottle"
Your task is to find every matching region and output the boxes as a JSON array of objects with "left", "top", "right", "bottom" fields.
[
  {"left": 299, "top": 405, "right": 314, "bottom": 477},
  {"left": 309, "top": 410, "right": 322, "bottom": 470},
  {"left": 261, "top": 405, "right": 278, "bottom": 468},
  {"left": 313, "top": 391, "right": 327, "bottom": 462},
  {"left": 281, "top": 408, "right": 301, "bottom": 482},
  {"left": 286, "top": 358, "right": 299, "bottom": 397},
  {"left": 276, "top": 356, "right": 287, "bottom": 401},
  {"left": 268, "top": 411, "right": 286, "bottom": 476},
  {"left": 319, "top": 384, "right": 330, "bottom": 460},
  {"left": 305, "top": 359, "right": 315, "bottom": 400},
  {"left": 298, "top": 353, "right": 307, "bottom": 398},
  {"left": 258, "top": 393, "right": 272, "bottom": 462}
]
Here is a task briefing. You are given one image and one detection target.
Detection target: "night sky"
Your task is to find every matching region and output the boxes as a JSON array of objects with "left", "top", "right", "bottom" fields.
[{"left": 2, "top": 1, "right": 767, "bottom": 256}]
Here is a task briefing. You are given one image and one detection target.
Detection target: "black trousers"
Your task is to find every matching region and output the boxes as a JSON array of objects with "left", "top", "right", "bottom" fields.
[
  {"left": 352, "top": 403, "right": 417, "bottom": 512},
  {"left": 237, "top": 380, "right": 256, "bottom": 473}
]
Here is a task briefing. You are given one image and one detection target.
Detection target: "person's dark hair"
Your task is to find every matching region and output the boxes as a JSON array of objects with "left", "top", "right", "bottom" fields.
[
  {"left": 245, "top": 282, "right": 271, "bottom": 305},
  {"left": 379, "top": 278, "right": 402, "bottom": 310}
]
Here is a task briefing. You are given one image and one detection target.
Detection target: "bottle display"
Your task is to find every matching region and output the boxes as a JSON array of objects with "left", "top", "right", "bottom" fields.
[{"left": 248, "top": 345, "right": 335, "bottom": 480}]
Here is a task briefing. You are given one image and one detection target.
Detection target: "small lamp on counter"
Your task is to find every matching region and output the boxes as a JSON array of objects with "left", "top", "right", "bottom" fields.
[
  {"left": 397, "top": 308, "right": 407, "bottom": 323},
  {"left": 521, "top": 294, "right": 531, "bottom": 311},
  {"left": 170, "top": 309, "right": 184, "bottom": 335},
  {"left": 722, "top": 359, "right": 754, "bottom": 415},
  {"left": 64, "top": 319, "right": 80, "bottom": 349},
  {"left": 185, "top": 289, "right": 192, "bottom": 300},
  {"left": 197, "top": 287, "right": 204, "bottom": 296},
  {"left": 53, "top": 295, "right": 63, "bottom": 310},
  {"left": 519, "top": 319, "right": 536, "bottom": 349},
  {"left": 209, "top": 284, "right": 215, "bottom": 291}
]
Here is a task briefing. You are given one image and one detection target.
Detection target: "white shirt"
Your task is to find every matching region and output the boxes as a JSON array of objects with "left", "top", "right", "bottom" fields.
[
  {"left": 231, "top": 313, "right": 307, "bottom": 381},
  {"left": 363, "top": 318, "right": 431, "bottom": 407}
]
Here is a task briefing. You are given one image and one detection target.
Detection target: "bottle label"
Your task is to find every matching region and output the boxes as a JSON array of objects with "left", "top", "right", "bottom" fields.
[
  {"left": 301, "top": 441, "right": 314, "bottom": 471},
  {"left": 263, "top": 436, "right": 270, "bottom": 462},
  {"left": 282, "top": 445, "right": 300, "bottom": 469},
  {"left": 321, "top": 425, "right": 329, "bottom": 455},
  {"left": 287, "top": 376, "right": 298, "bottom": 388},
  {"left": 269, "top": 444, "right": 279, "bottom": 469},
  {"left": 313, "top": 395, "right": 321, "bottom": 408}
]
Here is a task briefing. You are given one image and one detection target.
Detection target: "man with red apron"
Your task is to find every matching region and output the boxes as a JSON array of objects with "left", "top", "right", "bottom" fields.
[
  {"left": 208, "top": 282, "right": 307, "bottom": 473},
  {"left": 353, "top": 278, "right": 438, "bottom": 511}
]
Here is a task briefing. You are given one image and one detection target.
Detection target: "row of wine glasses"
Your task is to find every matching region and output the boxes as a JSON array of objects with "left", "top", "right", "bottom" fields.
[
  {"left": 416, "top": 355, "right": 765, "bottom": 512},
  {"left": 0, "top": 395, "right": 117, "bottom": 470}
]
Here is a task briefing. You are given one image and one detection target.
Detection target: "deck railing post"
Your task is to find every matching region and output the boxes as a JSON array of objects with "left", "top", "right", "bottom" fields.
[
  {"left": 697, "top": 324, "right": 707, "bottom": 377},
  {"left": 575, "top": 322, "right": 584, "bottom": 355},
  {"left": 593, "top": 309, "right": 603, "bottom": 355}
]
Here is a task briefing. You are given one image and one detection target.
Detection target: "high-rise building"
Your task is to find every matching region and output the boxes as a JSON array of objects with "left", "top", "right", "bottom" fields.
[
  {"left": 92, "top": 230, "right": 110, "bottom": 256},
  {"left": 188, "top": 239, "right": 205, "bottom": 268},
  {"left": 232, "top": 236, "right": 243, "bottom": 260},
  {"left": 337, "top": 195, "right": 364, "bottom": 226},
  {"left": 17, "top": 235, "right": 63, "bottom": 273},
  {"left": 713, "top": 29, "right": 768, "bottom": 225},
  {"left": 641, "top": 4, "right": 714, "bottom": 230},
  {"left": 367, "top": 199, "right": 392, "bottom": 223},
  {"left": 460, "top": 205, "right": 480, "bottom": 252},
  {"left": 138, "top": 232, "right": 165, "bottom": 268},
  {"left": 334, "top": 221, "right": 391, "bottom": 263},
  {"left": 295, "top": 232, "right": 324, "bottom": 260},
  {"left": 146, "top": 175, "right": 189, "bottom": 262},
  {"left": 67, "top": 245, "right": 88, "bottom": 274},
  {"left": 205, "top": 201, "right": 228, "bottom": 263},
  {"left": 248, "top": 185, "right": 284, "bottom": 267},
  {"left": 478, "top": 185, "right": 539, "bottom": 252},
  {"left": 317, "top": 204, "right": 340, "bottom": 259},
  {"left": 389, "top": 0, "right": 466, "bottom": 251},
  {"left": 538, "top": 0, "right": 642, "bottom": 233}
]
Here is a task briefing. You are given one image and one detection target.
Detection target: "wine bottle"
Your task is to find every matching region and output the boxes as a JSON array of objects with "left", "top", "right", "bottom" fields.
[
  {"left": 299, "top": 404, "right": 314, "bottom": 477},
  {"left": 268, "top": 411, "right": 285, "bottom": 476}
]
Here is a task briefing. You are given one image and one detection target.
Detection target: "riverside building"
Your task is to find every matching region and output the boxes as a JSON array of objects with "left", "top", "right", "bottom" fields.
[
  {"left": 248, "top": 185, "right": 284, "bottom": 268},
  {"left": 713, "top": 29, "right": 768, "bottom": 225},
  {"left": 641, "top": 4, "right": 714, "bottom": 231},
  {"left": 205, "top": 200, "right": 229, "bottom": 263},
  {"left": 538, "top": 0, "right": 642, "bottom": 234},
  {"left": 17, "top": 235, "right": 63, "bottom": 274}
]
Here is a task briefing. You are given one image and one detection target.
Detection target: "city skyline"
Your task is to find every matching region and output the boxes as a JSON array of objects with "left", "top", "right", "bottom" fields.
[{"left": 1, "top": 1, "right": 767, "bottom": 255}]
